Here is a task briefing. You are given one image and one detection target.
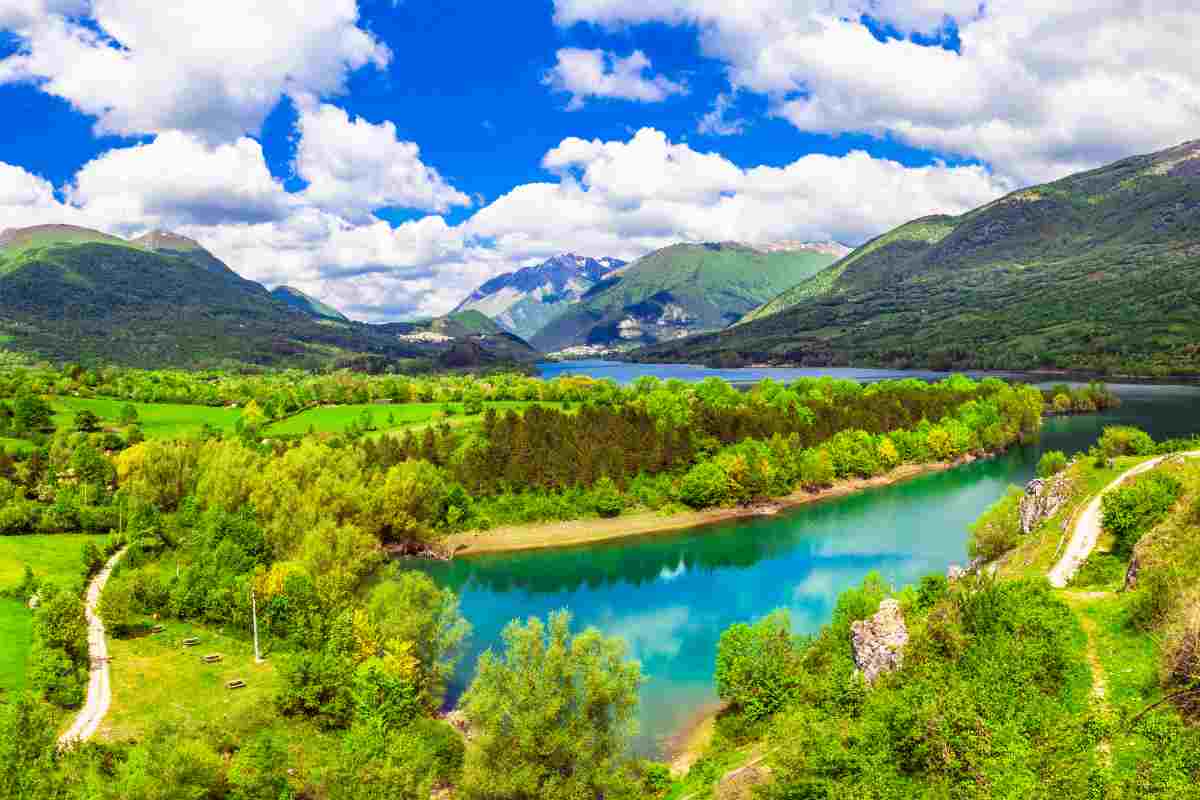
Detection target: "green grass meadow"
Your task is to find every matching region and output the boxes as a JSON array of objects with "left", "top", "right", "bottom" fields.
[
  {"left": 0, "top": 436, "right": 34, "bottom": 455},
  {"left": 0, "top": 532, "right": 103, "bottom": 589},
  {"left": 0, "top": 597, "right": 34, "bottom": 696},
  {"left": 103, "top": 619, "right": 344, "bottom": 781},
  {"left": 265, "top": 400, "right": 563, "bottom": 436},
  {"left": 50, "top": 396, "right": 242, "bottom": 439}
]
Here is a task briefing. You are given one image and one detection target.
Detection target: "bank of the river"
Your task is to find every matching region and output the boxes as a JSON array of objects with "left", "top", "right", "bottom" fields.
[{"left": 445, "top": 456, "right": 982, "bottom": 556}]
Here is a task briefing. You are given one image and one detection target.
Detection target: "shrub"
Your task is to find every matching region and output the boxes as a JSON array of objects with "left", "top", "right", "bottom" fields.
[
  {"left": 967, "top": 486, "right": 1023, "bottom": 561},
  {"left": 678, "top": 461, "right": 730, "bottom": 509},
  {"left": 98, "top": 578, "right": 138, "bottom": 636},
  {"left": 1101, "top": 472, "right": 1183, "bottom": 558},
  {"left": 1161, "top": 604, "right": 1200, "bottom": 719},
  {"left": 914, "top": 574, "right": 950, "bottom": 612},
  {"left": 1069, "top": 553, "right": 1126, "bottom": 588},
  {"left": 1097, "top": 425, "right": 1155, "bottom": 458},
  {"left": 1128, "top": 569, "right": 1174, "bottom": 631},
  {"left": 591, "top": 476, "right": 624, "bottom": 518},
  {"left": 642, "top": 762, "right": 672, "bottom": 796},
  {"left": 1037, "top": 450, "right": 1068, "bottom": 478},
  {"left": 74, "top": 409, "right": 101, "bottom": 433},
  {"left": 0, "top": 499, "right": 39, "bottom": 535},
  {"left": 796, "top": 448, "right": 834, "bottom": 489},
  {"left": 716, "top": 610, "right": 805, "bottom": 721},
  {"left": 27, "top": 645, "right": 86, "bottom": 707},
  {"left": 333, "top": 718, "right": 466, "bottom": 800},
  {"left": 81, "top": 541, "right": 103, "bottom": 576},
  {"left": 825, "top": 430, "right": 881, "bottom": 478},
  {"left": 119, "top": 403, "right": 139, "bottom": 425},
  {"left": 276, "top": 647, "right": 356, "bottom": 730}
]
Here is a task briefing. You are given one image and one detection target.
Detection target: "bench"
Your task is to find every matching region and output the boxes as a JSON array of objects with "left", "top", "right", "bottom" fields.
[
  {"left": 150, "top": 624, "right": 165, "bottom": 634},
  {"left": 201, "top": 654, "right": 222, "bottom": 664},
  {"left": 226, "top": 679, "right": 246, "bottom": 690},
  {"left": 181, "top": 637, "right": 200, "bottom": 647}
]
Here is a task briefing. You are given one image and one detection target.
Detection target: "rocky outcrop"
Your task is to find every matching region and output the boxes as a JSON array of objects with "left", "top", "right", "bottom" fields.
[
  {"left": 440, "top": 709, "right": 474, "bottom": 741},
  {"left": 715, "top": 759, "right": 771, "bottom": 800},
  {"left": 850, "top": 599, "right": 909, "bottom": 686},
  {"left": 1018, "top": 473, "right": 1072, "bottom": 534},
  {"left": 1123, "top": 553, "right": 1140, "bottom": 591}
]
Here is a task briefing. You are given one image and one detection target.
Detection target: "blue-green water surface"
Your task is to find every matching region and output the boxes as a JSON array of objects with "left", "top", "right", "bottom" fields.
[{"left": 417, "top": 380, "right": 1200, "bottom": 754}]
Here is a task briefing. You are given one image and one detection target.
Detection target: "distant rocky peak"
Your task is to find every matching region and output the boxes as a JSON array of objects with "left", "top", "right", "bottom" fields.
[
  {"left": 131, "top": 229, "right": 205, "bottom": 252},
  {"left": 754, "top": 240, "right": 853, "bottom": 258}
]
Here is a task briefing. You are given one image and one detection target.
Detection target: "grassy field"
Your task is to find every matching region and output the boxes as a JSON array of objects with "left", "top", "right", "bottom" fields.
[
  {"left": 50, "top": 396, "right": 242, "bottom": 439},
  {"left": 0, "top": 533, "right": 101, "bottom": 702},
  {"left": 0, "top": 436, "right": 34, "bottom": 455},
  {"left": 0, "top": 598, "right": 34, "bottom": 696},
  {"left": 0, "top": 532, "right": 103, "bottom": 589},
  {"left": 103, "top": 620, "right": 342, "bottom": 785},
  {"left": 103, "top": 620, "right": 278, "bottom": 741},
  {"left": 265, "top": 400, "right": 563, "bottom": 436}
]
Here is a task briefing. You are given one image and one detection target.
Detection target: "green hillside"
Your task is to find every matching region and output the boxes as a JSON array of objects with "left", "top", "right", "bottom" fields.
[
  {"left": 637, "top": 140, "right": 1200, "bottom": 376},
  {"left": 0, "top": 226, "right": 537, "bottom": 369},
  {"left": 0, "top": 223, "right": 125, "bottom": 253},
  {"left": 529, "top": 242, "right": 838, "bottom": 351},
  {"left": 270, "top": 285, "right": 350, "bottom": 322},
  {"left": 442, "top": 309, "right": 504, "bottom": 335}
]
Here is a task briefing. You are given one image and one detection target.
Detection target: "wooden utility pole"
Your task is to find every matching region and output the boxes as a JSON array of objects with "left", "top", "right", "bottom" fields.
[{"left": 251, "top": 587, "right": 262, "bottom": 663}]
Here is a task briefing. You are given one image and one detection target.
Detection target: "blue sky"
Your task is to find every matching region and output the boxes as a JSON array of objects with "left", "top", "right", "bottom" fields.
[{"left": 0, "top": 1, "right": 1194, "bottom": 319}]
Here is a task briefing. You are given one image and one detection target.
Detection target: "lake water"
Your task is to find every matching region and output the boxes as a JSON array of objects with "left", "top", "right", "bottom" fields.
[
  {"left": 536, "top": 359, "right": 1019, "bottom": 385},
  {"left": 419, "top": 370, "right": 1200, "bottom": 755}
]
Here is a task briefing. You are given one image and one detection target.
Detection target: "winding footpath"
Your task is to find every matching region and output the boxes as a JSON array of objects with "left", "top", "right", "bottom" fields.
[
  {"left": 58, "top": 547, "right": 126, "bottom": 748},
  {"left": 1048, "top": 451, "right": 1200, "bottom": 588}
]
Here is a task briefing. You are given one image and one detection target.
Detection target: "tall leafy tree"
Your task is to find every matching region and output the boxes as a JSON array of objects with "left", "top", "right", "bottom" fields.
[{"left": 457, "top": 611, "right": 643, "bottom": 800}]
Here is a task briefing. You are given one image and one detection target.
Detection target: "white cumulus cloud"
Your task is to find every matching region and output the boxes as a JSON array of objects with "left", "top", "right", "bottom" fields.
[
  {"left": 0, "top": 0, "right": 389, "bottom": 142},
  {"left": 553, "top": 0, "right": 1200, "bottom": 184},
  {"left": 294, "top": 103, "right": 472, "bottom": 223},
  {"left": 543, "top": 48, "right": 687, "bottom": 110},
  {"left": 68, "top": 132, "right": 295, "bottom": 229},
  {"left": 0, "top": 125, "right": 1009, "bottom": 323}
]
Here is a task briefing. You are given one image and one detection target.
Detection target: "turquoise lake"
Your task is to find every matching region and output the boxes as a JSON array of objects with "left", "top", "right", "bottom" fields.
[{"left": 418, "top": 368, "right": 1200, "bottom": 755}]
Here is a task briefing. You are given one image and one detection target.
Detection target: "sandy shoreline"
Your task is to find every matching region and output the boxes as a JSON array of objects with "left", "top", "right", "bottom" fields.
[{"left": 444, "top": 454, "right": 981, "bottom": 557}]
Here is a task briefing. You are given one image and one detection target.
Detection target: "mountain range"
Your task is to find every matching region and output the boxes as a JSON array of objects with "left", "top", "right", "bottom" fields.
[
  {"left": 452, "top": 253, "right": 626, "bottom": 340},
  {"left": 0, "top": 225, "right": 537, "bottom": 369},
  {"left": 527, "top": 241, "right": 848, "bottom": 352},
  {"left": 636, "top": 140, "right": 1200, "bottom": 376}
]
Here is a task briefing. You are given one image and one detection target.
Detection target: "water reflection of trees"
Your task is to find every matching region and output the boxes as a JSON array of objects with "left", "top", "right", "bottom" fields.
[
  {"left": 410, "top": 441, "right": 1091, "bottom": 597},
  {"left": 418, "top": 516, "right": 915, "bottom": 595}
]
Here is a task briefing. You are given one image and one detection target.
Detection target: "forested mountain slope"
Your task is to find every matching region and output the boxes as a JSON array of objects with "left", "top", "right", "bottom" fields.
[
  {"left": 637, "top": 140, "right": 1200, "bottom": 376},
  {"left": 452, "top": 253, "right": 625, "bottom": 339},
  {"left": 270, "top": 285, "right": 349, "bottom": 322},
  {"left": 0, "top": 225, "right": 536, "bottom": 369},
  {"left": 529, "top": 241, "right": 842, "bottom": 352}
]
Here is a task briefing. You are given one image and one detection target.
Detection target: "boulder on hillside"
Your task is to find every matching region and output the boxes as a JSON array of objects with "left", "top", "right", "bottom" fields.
[
  {"left": 715, "top": 760, "right": 771, "bottom": 800},
  {"left": 850, "top": 599, "right": 909, "bottom": 686},
  {"left": 1018, "top": 473, "right": 1072, "bottom": 534}
]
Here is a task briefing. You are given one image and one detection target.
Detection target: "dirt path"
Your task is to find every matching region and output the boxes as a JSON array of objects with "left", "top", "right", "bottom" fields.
[
  {"left": 1062, "top": 591, "right": 1113, "bottom": 765},
  {"left": 58, "top": 547, "right": 126, "bottom": 748},
  {"left": 1048, "top": 452, "right": 1199, "bottom": 588}
]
